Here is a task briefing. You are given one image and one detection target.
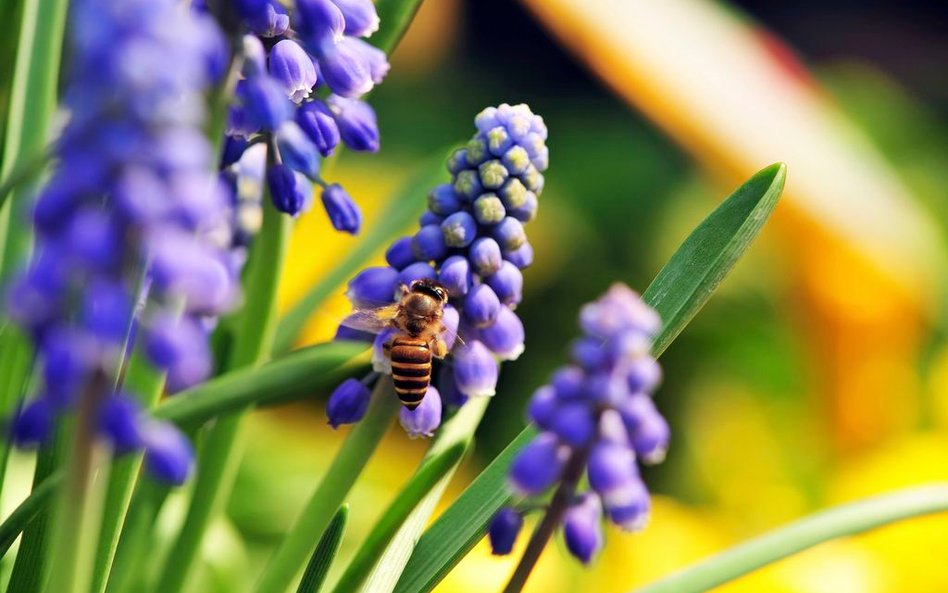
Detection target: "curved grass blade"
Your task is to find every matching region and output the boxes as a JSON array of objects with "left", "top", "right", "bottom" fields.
[
  {"left": 328, "top": 441, "right": 466, "bottom": 593},
  {"left": 297, "top": 506, "right": 349, "bottom": 593},
  {"left": 372, "top": 0, "right": 425, "bottom": 54},
  {"left": 273, "top": 153, "right": 447, "bottom": 354},
  {"left": 633, "top": 484, "right": 948, "bottom": 593},
  {"left": 393, "top": 163, "right": 787, "bottom": 593}
]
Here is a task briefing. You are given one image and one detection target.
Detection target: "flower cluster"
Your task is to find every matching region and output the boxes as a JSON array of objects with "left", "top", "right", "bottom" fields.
[
  {"left": 5, "top": 0, "right": 232, "bottom": 484},
  {"left": 223, "top": 0, "right": 390, "bottom": 229},
  {"left": 328, "top": 104, "right": 549, "bottom": 437},
  {"left": 488, "top": 284, "right": 668, "bottom": 564}
]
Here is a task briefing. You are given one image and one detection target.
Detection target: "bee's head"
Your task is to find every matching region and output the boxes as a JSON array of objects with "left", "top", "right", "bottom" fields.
[{"left": 409, "top": 278, "right": 448, "bottom": 304}]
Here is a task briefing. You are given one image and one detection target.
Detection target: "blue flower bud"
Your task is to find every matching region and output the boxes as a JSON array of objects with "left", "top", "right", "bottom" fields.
[
  {"left": 472, "top": 194, "right": 506, "bottom": 226},
  {"left": 521, "top": 164, "right": 544, "bottom": 193},
  {"left": 508, "top": 191, "right": 538, "bottom": 223},
  {"left": 491, "top": 217, "right": 526, "bottom": 251},
  {"left": 463, "top": 284, "right": 500, "bottom": 328},
  {"left": 221, "top": 135, "right": 249, "bottom": 168},
  {"left": 446, "top": 148, "right": 469, "bottom": 175},
  {"left": 328, "top": 95, "right": 380, "bottom": 152},
  {"left": 67, "top": 209, "right": 120, "bottom": 270},
  {"left": 82, "top": 280, "right": 131, "bottom": 344},
  {"left": 276, "top": 122, "right": 320, "bottom": 178},
  {"left": 412, "top": 224, "right": 448, "bottom": 262},
  {"left": 498, "top": 178, "right": 527, "bottom": 209},
  {"left": 485, "top": 126, "right": 513, "bottom": 157},
  {"left": 509, "top": 432, "right": 564, "bottom": 496},
  {"left": 550, "top": 366, "right": 584, "bottom": 401},
  {"left": 242, "top": 34, "right": 268, "bottom": 77},
  {"left": 353, "top": 39, "right": 389, "bottom": 83},
  {"left": 237, "top": 76, "right": 293, "bottom": 131},
  {"left": 502, "top": 145, "right": 530, "bottom": 176},
  {"left": 469, "top": 237, "right": 502, "bottom": 277},
  {"left": 621, "top": 395, "right": 669, "bottom": 464},
  {"left": 267, "top": 164, "right": 312, "bottom": 216},
  {"left": 295, "top": 0, "right": 345, "bottom": 44},
  {"left": 563, "top": 493, "right": 604, "bottom": 564},
  {"left": 398, "top": 262, "right": 437, "bottom": 287},
  {"left": 437, "top": 365, "right": 467, "bottom": 407},
  {"left": 479, "top": 308, "right": 524, "bottom": 361},
  {"left": 550, "top": 402, "right": 596, "bottom": 447},
  {"left": 571, "top": 337, "right": 608, "bottom": 371},
  {"left": 527, "top": 385, "right": 558, "bottom": 429},
  {"left": 441, "top": 211, "right": 477, "bottom": 248},
  {"left": 346, "top": 266, "right": 398, "bottom": 307},
  {"left": 452, "top": 339, "right": 498, "bottom": 397},
  {"left": 478, "top": 160, "right": 509, "bottom": 190},
  {"left": 385, "top": 237, "right": 416, "bottom": 270},
  {"left": 474, "top": 106, "right": 502, "bottom": 134},
  {"left": 588, "top": 442, "right": 638, "bottom": 505},
  {"left": 314, "top": 37, "right": 373, "bottom": 98},
  {"left": 438, "top": 255, "right": 471, "bottom": 297},
  {"left": 485, "top": 261, "right": 523, "bottom": 307},
  {"left": 321, "top": 184, "right": 362, "bottom": 234},
  {"left": 626, "top": 356, "right": 662, "bottom": 393},
  {"left": 465, "top": 138, "right": 489, "bottom": 167},
  {"left": 142, "top": 422, "right": 194, "bottom": 485},
  {"left": 327, "top": 378, "right": 372, "bottom": 428},
  {"left": 452, "top": 169, "right": 483, "bottom": 201},
  {"left": 504, "top": 241, "right": 534, "bottom": 269},
  {"left": 99, "top": 397, "right": 143, "bottom": 454},
  {"left": 372, "top": 327, "right": 398, "bottom": 373},
  {"left": 12, "top": 399, "right": 53, "bottom": 446},
  {"left": 604, "top": 477, "right": 650, "bottom": 531},
  {"left": 399, "top": 385, "right": 442, "bottom": 438},
  {"left": 442, "top": 304, "right": 460, "bottom": 350},
  {"left": 585, "top": 371, "right": 629, "bottom": 408},
  {"left": 334, "top": 324, "right": 375, "bottom": 343},
  {"left": 249, "top": 1, "right": 290, "bottom": 37},
  {"left": 235, "top": 0, "right": 268, "bottom": 21},
  {"left": 428, "top": 184, "right": 463, "bottom": 215},
  {"left": 145, "top": 315, "right": 211, "bottom": 391},
  {"left": 488, "top": 507, "right": 523, "bottom": 556},
  {"left": 331, "top": 0, "right": 380, "bottom": 37},
  {"left": 41, "top": 328, "right": 95, "bottom": 407},
  {"left": 269, "top": 39, "right": 318, "bottom": 103},
  {"left": 296, "top": 100, "right": 341, "bottom": 157},
  {"left": 419, "top": 210, "right": 443, "bottom": 227}
]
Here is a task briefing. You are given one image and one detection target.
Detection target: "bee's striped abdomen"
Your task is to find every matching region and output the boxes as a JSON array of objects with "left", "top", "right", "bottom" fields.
[{"left": 390, "top": 337, "right": 432, "bottom": 410}]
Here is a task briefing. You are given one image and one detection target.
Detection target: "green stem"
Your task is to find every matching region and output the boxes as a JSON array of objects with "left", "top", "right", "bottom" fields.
[
  {"left": 297, "top": 506, "right": 349, "bottom": 593},
  {"left": 633, "top": 484, "right": 948, "bottom": 593},
  {"left": 104, "top": 480, "right": 171, "bottom": 593},
  {"left": 253, "top": 381, "right": 399, "bottom": 593},
  {"left": 154, "top": 195, "right": 292, "bottom": 593}
]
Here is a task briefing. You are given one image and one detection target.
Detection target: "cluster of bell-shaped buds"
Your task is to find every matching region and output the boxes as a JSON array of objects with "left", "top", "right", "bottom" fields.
[
  {"left": 4, "top": 0, "right": 235, "bottom": 484},
  {"left": 488, "top": 284, "right": 668, "bottom": 564},
  {"left": 223, "top": 0, "right": 389, "bottom": 229},
  {"left": 327, "top": 104, "right": 549, "bottom": 437}
]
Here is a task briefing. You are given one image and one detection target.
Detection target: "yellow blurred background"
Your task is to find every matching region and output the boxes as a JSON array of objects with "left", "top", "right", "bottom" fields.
[{"left": 236, "top": 1, "right": 948, "bottom": 592}]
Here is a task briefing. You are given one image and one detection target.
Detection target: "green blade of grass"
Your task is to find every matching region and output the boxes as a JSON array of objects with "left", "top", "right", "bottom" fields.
[
  {"left": 297, "top": 506, "right": 349, "bottom": 593},
  {"left": 393, "top": 163, "right": 787, "bottom": 593}
]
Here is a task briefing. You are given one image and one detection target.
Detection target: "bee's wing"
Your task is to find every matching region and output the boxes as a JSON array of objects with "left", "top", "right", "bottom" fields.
[{"left": 340, "top": 302, "right": 400, "bottom": 334}]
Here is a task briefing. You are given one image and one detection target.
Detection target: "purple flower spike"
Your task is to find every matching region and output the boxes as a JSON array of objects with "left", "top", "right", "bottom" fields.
[
  {"left": 452, "top": 340, "right": 498, "bottom": 397},
  {"left": 441, "top": 305, "right": 460, "bottom": 350},
  {"left": 485, "top": 262, "right": 523, "bottom": 307},
  {"left": 563, "top": 493, "right": 604, "bottom": 564},
  {"left": 347, "top": 267, "right": 399, "bottom": 307},
  {"left": 527, "top": 385, "right": 558, "bottom": 429},
  {"left": 142, "top": 422, "right": 194, "bottom": 485},
  {"left": 328, "top": 96, "right": 380, "bottom": 152},
  {"left": 504, "top": 241, "right": 534, "bottom": 269},
  {"left": 438, "top": 255, "right": 471, "bottom": 297},
  {"left": 269, "top": 39, "right": 318, "bottom": 103},
  {"left": 12, "top": 399, "right": 54, "bottom": 446},
  {"left": 428, "top": 184, "right": 463, "bottom": 216},
  {"left": 412, "top": 225, "right": 448, "bottom": 262},
  {"left": 238, "top": 76, "right": 294, "bottom": 131},
  {"left": 296, "top": 100, "right": 341, "bottom": 157},
  {"left": 99, "top": 397, "right": 143, "bottom": 454},
  {"left": 469, "top": 237, "right": 503, "bottom": 277},
  {"left": 327, "top": 378, "right": 372, "bottom": 428},
  {"left": 489, "top": 507, "right": 523, "bottom": 555},
  {"left": 295, "top": 0, "right": 345, "bottom": 44},
  {"left": 399, "top": 386, "right": 442, "bottom": 438},
  {"left": 491, "top": 217, "right": 526, "bottom": 251},
  {"left": 321, "top": 184, "right": 362, "bottom": 234},
  {"left": 398, "top": 262, "right": 437, "bottom": 286},
  {"left": 314, "top": 37, "right": 373, "bottom": 98},
  {"left": 479, "top": 307, "right": 524, "bottom": 361},
  {"left": 605, "top": 478, "right": 651, "bottom": 532},
  {"left": 268, "top": 164, "right": 312, "bottom": 216},
  {"left": 462, "top": 284, "right": 501, "bottom": 328},
  {"left": 509, "top": 432, "right": 564, "bottom": 496},
  {"left": 441, "top": 211, "right": 478, "bottom": 248},
  {"left": 276, "top": 122, "right": 320, "bottom": 178}
]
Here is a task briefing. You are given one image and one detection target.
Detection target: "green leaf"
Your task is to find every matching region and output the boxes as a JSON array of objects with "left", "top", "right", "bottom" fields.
[
  {"left": 273, "top": 152, "right": 446, "bottom": 354},
  {"left": 393, "top": 163, "right": 786, "bottom": 593},
  {"left": 153, "top": 341, "right": 369, "bottom": 426},
  {"left": 0, "top": 465, "right": 57, "bottom": 559},
  {"left": 372, "top": 0, "right": 426, "bottom": 54},
  {"left": 632, "top": 484, "right": 948, "bottom": 593},
  {"left": 297, "top": 506, "right": 349, "bottom": 593},
  {"left": 329, "top": 441, "right": 466, "bottom": 593},
  {"left": 352, "top": 395, "right": 492, "bottom": 593},
  {"left": 644, "top": 163, "right": 786, "bottom": 356}
]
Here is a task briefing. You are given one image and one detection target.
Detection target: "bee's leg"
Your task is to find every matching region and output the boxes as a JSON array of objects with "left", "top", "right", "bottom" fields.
[{"left": 430, "top": 336, "right": 449, "bottom": 359}]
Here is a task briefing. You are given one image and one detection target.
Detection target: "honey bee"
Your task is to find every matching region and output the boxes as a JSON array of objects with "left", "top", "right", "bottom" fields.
[{"left": 342, "top": 278, "right": 452, "bottom": 410}]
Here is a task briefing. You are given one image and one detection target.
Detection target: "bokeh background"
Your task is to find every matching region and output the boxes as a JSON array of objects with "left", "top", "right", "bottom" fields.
[{"left": 9, "top": 1, "right": 947, "bottom": 592}]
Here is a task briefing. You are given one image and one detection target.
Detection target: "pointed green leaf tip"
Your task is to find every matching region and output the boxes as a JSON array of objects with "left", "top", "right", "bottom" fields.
[
  {"left": 297, "top": 506, "right": 348, "bottom": 593},
  {"left": 392, "top": 163, "right": 786, "bottom": 593}
]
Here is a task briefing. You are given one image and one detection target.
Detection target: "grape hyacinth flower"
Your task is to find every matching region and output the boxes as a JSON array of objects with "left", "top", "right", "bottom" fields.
[
  {"left": 5, "top": 0, "right": 233, "bottom": 484},
  {"left": 488, "top": 284, "right": 667, "bottom": 570},
  {"left": 327, "top": 104, "right": 549, "bottom": 436},
  {"left": 223, "top": 0, "right": 391, "bottom": 230}
]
